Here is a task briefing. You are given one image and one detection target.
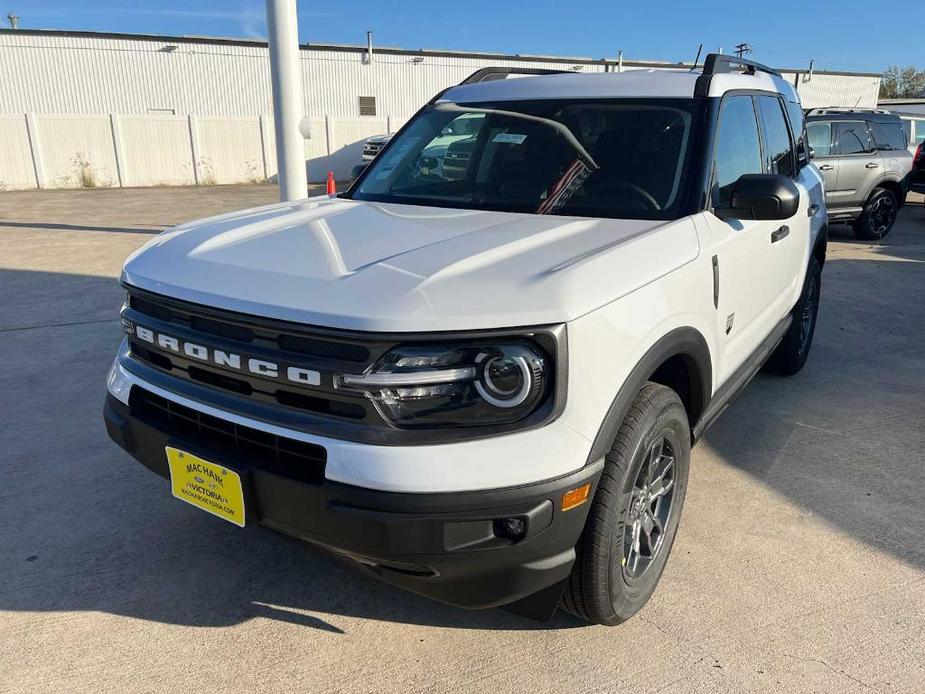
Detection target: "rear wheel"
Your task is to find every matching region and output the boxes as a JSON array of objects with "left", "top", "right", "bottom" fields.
[
  {"left": 562, "top": 383, "right": 689, "bottom": 626},
  {"left": 767, "top": 255, "right": 821, "bottom": 375},
  {"left": 853, "top": 188, "right": 898, "bottom": 240}
]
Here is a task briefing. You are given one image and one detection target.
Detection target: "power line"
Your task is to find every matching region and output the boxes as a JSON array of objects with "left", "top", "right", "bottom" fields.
[{"left": 734, "top": 43, "right": 753, "bottom": 59}]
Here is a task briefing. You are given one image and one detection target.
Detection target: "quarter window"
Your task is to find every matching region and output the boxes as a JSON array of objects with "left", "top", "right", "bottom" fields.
[
  {"left": 807, "top": 122, "right": 833, "bottom": 157},
  {"left": 870, "top": 121, "right": 907, "bottom": 151},
  {"left": 835, "top": 121, "right": 872, "bottom": 155},
  {"left": 914, "top": 119, "right": 925, "bottom": 146},
  {"left": 757, "top": 96, "right": 795, "bottom": 177},
  {"left": 713, "top": 96, "right": 762, "bottom": 207}
]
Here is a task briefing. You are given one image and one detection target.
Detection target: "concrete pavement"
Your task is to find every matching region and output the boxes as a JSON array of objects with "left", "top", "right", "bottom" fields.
[{"left": 1, "top": 185, "right": 923, "bottom": 693}]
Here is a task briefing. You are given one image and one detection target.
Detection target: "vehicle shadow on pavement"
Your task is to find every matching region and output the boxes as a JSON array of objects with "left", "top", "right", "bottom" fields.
[{"left": 700, "top": 210, "right": 925, "bottom": 574}]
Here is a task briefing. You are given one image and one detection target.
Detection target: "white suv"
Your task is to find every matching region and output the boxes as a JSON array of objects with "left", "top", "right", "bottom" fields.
[{"left": 104, "top": 55, "right": 827, "bottom": 625}]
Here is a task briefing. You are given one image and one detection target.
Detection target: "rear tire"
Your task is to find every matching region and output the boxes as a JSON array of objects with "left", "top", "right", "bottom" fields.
[
  {"left": 767, "top": 256, "right": 821, "bottom": 376},
  {"left": 562, "top": 383, "right": 690, "bottom": 626},
  {"left": 853, "top": 188, "right": 898, "bottom": 240}
]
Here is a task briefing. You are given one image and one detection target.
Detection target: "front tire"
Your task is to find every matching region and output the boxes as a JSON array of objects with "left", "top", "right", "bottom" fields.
[
  {"left": 853, "top": 188, "right": 898, "bottom": 240},
  {"left": 562, "top": 383, "right": 690, "bottom": 626}
]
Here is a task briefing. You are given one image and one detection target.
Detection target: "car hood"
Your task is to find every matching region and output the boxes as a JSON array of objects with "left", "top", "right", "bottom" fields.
[
  {"left": 122, "top": 197, "right": 700, "bottom": 332},
  {"left": 366, "top": 134, "right": 393, "bottom": 144}
]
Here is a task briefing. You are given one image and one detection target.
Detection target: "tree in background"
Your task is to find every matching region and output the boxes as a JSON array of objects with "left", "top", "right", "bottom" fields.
[{"left": 880, "top": 66, "right": 925, "bottom": 99}]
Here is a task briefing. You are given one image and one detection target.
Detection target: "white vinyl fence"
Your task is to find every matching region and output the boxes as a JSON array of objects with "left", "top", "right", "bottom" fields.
[{"left": 0, "top": 112, "right": 407, "bottom": 190}]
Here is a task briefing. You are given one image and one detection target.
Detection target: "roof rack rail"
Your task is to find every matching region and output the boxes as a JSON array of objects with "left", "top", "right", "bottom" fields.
[
  {"left": 701, "top": 53, "right": 781, "bottom": 78},
  {"left": 805, "top": 107, "right": 889, "bottom": 115},
  {"left": 459, "top": 66, "right": 570, "bottom": 85}
]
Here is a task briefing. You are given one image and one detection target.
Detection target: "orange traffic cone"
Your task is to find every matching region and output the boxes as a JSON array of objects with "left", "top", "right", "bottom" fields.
[{"left": 326, "top": 171, "right": 336, "bottom": 197}]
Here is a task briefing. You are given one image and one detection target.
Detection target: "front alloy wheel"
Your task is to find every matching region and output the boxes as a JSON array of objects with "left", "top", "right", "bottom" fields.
[
  {"left": 562, "top": 383, "right": 690, "bottom": 626},
  {"left": 623, "top": 437, "right": 676, "bottom": 579}
]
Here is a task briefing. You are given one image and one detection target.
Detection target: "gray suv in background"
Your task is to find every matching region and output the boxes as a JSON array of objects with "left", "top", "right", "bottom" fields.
[{"left": 805, "top": 108, "right": 913, "bottom": 239}]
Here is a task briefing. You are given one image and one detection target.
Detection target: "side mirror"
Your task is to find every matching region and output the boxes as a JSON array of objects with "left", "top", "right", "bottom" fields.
[
  {"left": 714, "top": 174, "right": 800, "bottom": 221},
  {"left": 797, "top": 143, "right": 810, "bottom": 167},
  {"left": 808, "top": 146, "right": 815, "bottom": 160}
]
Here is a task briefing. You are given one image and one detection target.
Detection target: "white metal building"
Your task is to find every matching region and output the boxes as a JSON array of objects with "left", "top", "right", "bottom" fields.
[{"left": 0, "top": 28, "right": 883, "bottom": 188}]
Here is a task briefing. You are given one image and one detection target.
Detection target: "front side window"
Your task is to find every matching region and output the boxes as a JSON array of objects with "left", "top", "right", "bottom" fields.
[
  {"left": 807, "top": 122, "right": 833, "bottom": 157},
  {"left": 870, "top": 121, "right": 908, "bottom": 151},
  {"left": 351, "top": 98, "right": 699, "bottom": 220},
  {"left": 757, "top": 95, "right": 795, "bottom": 177},
  {"left": 712, "top": 96, "right": 762, "bottom": 207},
  {"left": 835, "top": 121, "right": 873, "bottom": 155}
]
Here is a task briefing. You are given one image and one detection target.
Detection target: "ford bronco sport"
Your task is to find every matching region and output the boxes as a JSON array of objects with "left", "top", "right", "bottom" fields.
[
  {"left": 104, "top": 55, "right": 827, "bottom": 625},
  {"left": 805, "top": 108, "right": 912, "bottom": 239}
]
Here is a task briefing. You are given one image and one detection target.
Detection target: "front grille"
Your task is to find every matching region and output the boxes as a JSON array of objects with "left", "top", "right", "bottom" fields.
[
  {"left": 123, "top": 287, "right": 382, "bottom": 424},
  {"left": 127, "top": 293, "right": 370, "bottom": 364},
  {"left": 131, "top": 388, "right": 326, "bottom": 485},
  {"left": 363, "top": 142, "right": 385, "bottom": 158}
]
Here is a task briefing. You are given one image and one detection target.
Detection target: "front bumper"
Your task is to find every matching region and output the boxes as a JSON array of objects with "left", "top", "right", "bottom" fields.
[{"left": 103, "top": 393, "right": 602, "bottom": 612}]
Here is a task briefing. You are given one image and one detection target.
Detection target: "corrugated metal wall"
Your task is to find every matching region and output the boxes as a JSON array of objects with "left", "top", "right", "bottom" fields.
[{"left": 0, "top": 31, "right": 880, "bottom": 118}]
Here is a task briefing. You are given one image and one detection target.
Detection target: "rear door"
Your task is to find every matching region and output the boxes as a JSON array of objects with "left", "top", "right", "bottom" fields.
[
  {"left": 832, "top": 120, "right": 879, "bottom": 208},
  {"left": 807, "top": 120, "right": 838, "bottom": 204}
]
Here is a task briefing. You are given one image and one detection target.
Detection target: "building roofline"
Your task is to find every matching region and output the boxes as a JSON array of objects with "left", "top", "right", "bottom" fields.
[{"left": 0, "top": 27, "right": 883, "bottom": 78}]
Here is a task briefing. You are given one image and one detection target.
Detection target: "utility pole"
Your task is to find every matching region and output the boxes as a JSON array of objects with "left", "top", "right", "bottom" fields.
[
  {"left": 734, "top": 43, "right": 752, "bottom": 58},
  {"left": 266, "top": 0, "right": 308, "bottom": 201}
]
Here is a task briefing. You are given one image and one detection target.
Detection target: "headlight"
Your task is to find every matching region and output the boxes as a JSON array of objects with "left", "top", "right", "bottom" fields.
[{"left": 336, "top": 341, "right": 550, "bottom": 428}]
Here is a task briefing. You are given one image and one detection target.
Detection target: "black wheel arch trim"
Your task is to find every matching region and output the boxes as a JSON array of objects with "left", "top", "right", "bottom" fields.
[{"left": 585, "top": 327, "right": 712, "bottom": 463}]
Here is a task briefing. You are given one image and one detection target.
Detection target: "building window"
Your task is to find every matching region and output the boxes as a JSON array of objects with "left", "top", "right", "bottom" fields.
[{"left": 358, "top": 96, "right": 377, "bottom": 116}]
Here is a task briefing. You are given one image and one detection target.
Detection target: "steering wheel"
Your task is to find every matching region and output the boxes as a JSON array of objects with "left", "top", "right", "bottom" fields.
[{"left": 596, "top": 180, "right": 661, "bottom": 211}]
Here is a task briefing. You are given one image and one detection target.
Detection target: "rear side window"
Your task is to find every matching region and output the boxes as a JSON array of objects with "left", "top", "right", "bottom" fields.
[
  {"left": 902, "top": 119, "right": 912, "bottom": 143},
  {"left": 870, "top": 121, "right": 908, "bottom": 151},
  {"left": 713, "top": 96, "right": 762, "bottom": 207},
  {"left": 835, "top": 121, "right": 873, "bottom": 155},
  {"left": 785, "top": 100, "right": 808, "bottom": 163},
  {"left": 756, "top": 96, "right": 795, "bottom": 177},
  {"left": 807, "top": 122, "right": 833, "bottom": 157}
]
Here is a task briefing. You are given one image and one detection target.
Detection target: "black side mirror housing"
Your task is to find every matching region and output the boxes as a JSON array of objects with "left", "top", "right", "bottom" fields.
[{"left": 714, "top": 174, "right": 800, "bottom": 221}]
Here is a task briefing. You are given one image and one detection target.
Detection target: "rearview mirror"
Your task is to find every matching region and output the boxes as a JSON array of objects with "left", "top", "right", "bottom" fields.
[{"left": 714, "top": 174, "right": 800, "bottom": 221}]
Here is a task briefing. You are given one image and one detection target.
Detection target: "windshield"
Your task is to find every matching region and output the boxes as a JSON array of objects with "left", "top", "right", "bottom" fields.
[{"left": 350, "top": 98, "right": 700, "bottom": 220}]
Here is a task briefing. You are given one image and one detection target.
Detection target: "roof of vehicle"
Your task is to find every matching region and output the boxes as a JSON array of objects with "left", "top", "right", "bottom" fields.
[
  {"left": 805, "top": 108, "right": 903, "bottom": 123},
  {"left": 438, "top": 68, "right": 799, "bottom": 105}
]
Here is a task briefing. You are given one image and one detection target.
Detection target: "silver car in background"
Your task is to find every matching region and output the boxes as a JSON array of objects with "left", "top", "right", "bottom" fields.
[{"left": 806, "top": 108, "right": 913, "bottom": 239}]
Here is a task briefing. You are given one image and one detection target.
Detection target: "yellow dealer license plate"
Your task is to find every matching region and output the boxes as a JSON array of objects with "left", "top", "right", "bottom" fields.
[{"left": 166, "top": 447, "right": 246, "bottom": 527}]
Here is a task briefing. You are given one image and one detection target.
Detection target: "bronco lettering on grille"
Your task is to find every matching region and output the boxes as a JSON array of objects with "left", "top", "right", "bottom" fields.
[{"left": 131, "top": 324, "right": 321, "bottom": 387}]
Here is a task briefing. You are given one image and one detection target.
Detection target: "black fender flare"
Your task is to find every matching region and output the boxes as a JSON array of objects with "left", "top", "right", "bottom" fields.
[{"left": 585, "top": 327, "right": 712, "bottom": 463}]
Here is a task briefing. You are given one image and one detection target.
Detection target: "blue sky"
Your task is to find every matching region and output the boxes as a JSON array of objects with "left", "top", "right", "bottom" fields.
[{"left": 6, "top": 1, "right": 922, "bottom": 73}]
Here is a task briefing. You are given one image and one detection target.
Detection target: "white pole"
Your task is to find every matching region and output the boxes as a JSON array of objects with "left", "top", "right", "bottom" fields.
[{"left": 266, "top": 0, "right": 307, "bottom": 201}]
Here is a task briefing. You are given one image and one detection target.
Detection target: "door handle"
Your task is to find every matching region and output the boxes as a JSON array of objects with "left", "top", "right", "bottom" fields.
[
  {"left": 818, "top": 164, "right": 834, "bottom": 171},
  {"left": 771, "top": 225, "right": 790, "bottom": 243},
  {"left": 865, "top": 162, "right": 879, "bottom": 169},
  {"left": 808, "top": 204, "right": 819, "bottom": 217}
]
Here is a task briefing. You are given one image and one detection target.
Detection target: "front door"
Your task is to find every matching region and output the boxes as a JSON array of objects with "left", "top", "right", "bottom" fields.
[
  {"left": 697, "top": 95, "right": 794, "bottom": 384},
  {"left": 807, "top": 120, "right": 839, "bottom": 205}
]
